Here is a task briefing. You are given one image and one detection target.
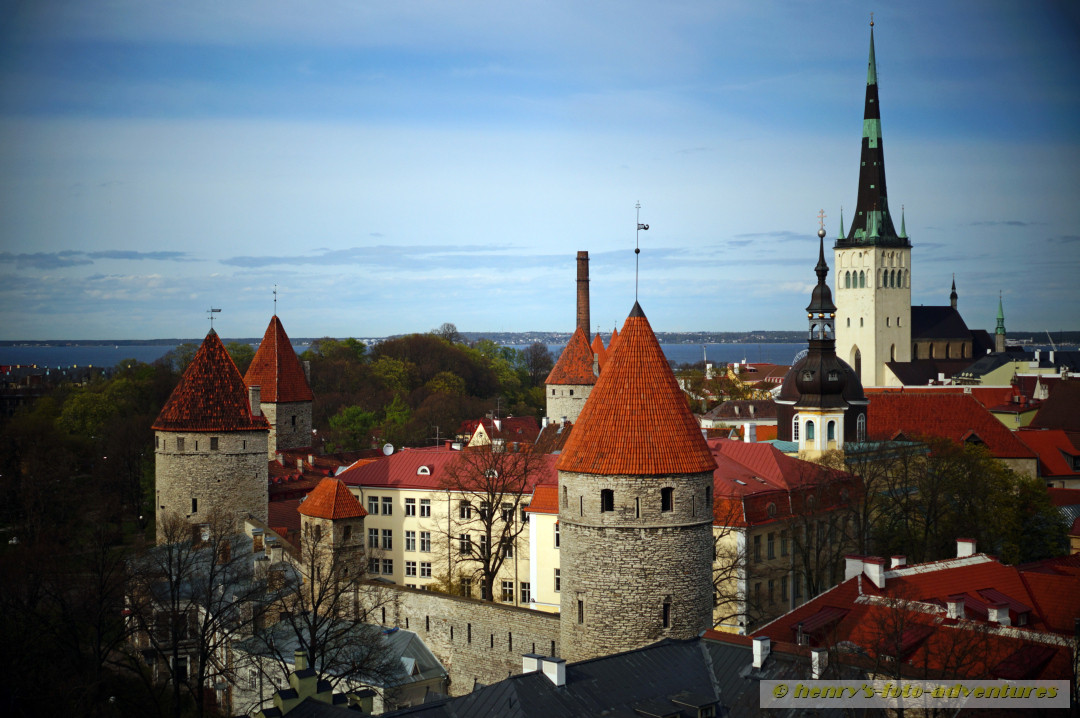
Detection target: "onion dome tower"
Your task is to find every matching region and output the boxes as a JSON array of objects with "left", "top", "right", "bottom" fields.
[
  {"left": 244, "top": 315, "right": 314, "bottom": 458},
  {"left": 152, "top": 329, "right": 270, "bottom": 542},
  {"left": 777, "top": 230, "right": 867, "bottom": 454},
  {"left": 557, "top": 302, "right": 717, "bottom": 663},
  {"left": 298, "top": 477, "right": 367, "bottom": 576},
  {"left": 545, "top": 327, "right": 597, "bottom": 424},
  {"left": 833, "top": 20, "right": 912, "bottom": 387}
]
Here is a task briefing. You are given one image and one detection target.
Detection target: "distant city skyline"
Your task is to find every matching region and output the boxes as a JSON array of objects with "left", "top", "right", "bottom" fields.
[{"left": 1, "top": 1, "right": 1078, "bottom": 340}]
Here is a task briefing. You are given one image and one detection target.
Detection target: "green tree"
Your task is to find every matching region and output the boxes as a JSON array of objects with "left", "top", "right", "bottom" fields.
[
  {"left": 325, "top": 406, "right": 379, "bottom": 452},
  {"left": 226, "top": 341, "right": 255, "bottom": 374}
]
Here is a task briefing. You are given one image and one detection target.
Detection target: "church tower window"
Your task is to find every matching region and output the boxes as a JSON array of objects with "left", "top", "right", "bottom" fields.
[{"left": 805, "top": 421, "right": 815, "bottom": 441}]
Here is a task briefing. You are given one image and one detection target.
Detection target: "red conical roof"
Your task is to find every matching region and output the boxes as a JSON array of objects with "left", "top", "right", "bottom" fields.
[
  {"left": 244, "top": 315, "right": 313, "bottom": 403},
  {"left": 298, "top": 478, "right": 367, "bottom": 519},
  {"left": 556, "top": 303, "right": 717, "bottom": 476},
  {"left": 545, "top": 326, "right": 597, "bottom": 385},
  {"left": 153, "top": 330, "right": 270, "bottom": 432},
  {"left": 590, "top": 333, "right": 608, "bottom": 369}
]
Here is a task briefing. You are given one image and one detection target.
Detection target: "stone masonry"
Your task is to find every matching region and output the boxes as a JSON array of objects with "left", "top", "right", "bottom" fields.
[
  {"left": 558, "top": 469, "right": 715, "bottom": 663},
  {"left": 261, "top": 400, "right": 313, "bottom": 458},
  {"left": 154, "top": 429, "right": 268, "bottom": 541}
]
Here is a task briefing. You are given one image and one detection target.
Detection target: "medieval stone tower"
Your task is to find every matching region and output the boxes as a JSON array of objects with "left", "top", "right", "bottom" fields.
[
  {"left": 834, "top": 22, "right": 912, "bottom": 388},
  {"left": 297, "top": 477, "right": 367, "bottom": 578},
  {"left": 244, "top": 315, "right": 314, "bottom": 458},
  {"left": 152, "top": 329, "right": 269, "bottom": 542},
  {"left": 557, "top": 302, "right": 717, "bottom": 663},
  {"left": 545, "top": 327, "right": 597, "bottom": 424}
]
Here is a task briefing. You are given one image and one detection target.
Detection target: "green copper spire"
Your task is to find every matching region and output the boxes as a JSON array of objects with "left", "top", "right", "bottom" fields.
[
  {"left": 995, "top": 293, "right": 1006, "bottom": 335},
  {"left": 899, "top": 205, "right": 907, "bottom": 238},
  {"left": 837, "top": 207, "right": 846, "bottom": 239},
  {"left": 867, "top": 22, "right": 877, "bottom": 86}
]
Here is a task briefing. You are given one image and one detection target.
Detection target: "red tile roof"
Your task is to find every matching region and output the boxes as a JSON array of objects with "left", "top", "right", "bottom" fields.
[
  {"left": 338, "top": 446, "right": 559, "bottom": 491},
  {"left": 268, "top": 498, "right": 302, "bottom": 538},
  {"left": 243, "top": 315, "right": 313, "bottom": 403},
  {"left": 754, "top": 553, "right": 1080, "bottom": 679},
  {"left": 1046, "top": 487, "right": 1080, "bottom": 507},
  {"left": 297, "top": 477, "right": 367, "bottom": 519},
  {"left": 544, "top": 327, "right": 597, "bottom": 385},
  {"left": 1017, "top": 429, "right": 1080, "bottom": 480},
  {"left": 524, "top": 484, "right": 559, "bottom": 514},
  {"left": 153, "top": 330, "right": 270, "bottom": 432},
  {"left": 590, "top": 333, "right": 607, "bottom": 370},
  {"left": 1030, "top": 381, "right": 1080, "bottom": 432},
  {"left": 458, "top": 416, "right": 541, "bottom": 444},
  {"left": 556, "top": 303, "right": 717, "bottom": 476},
  {"left": 865, "top": 391, "right": 1035, "bottom": 459}
]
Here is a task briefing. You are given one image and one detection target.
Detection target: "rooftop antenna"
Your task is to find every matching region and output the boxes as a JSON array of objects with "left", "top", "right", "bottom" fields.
[
  {"left": 273, "top": 284, "right": 278, "bottom": 315},
  {"left": 207, "top": 307, "right": 221, "bottom": 330},
  {"left": 635, "top": 201, "right": 649, "bottom": 302}
]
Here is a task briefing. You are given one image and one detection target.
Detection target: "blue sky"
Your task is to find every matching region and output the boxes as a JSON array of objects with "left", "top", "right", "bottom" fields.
[{"left": 1, "top": 0, "right": 1078, "bottom": 340}]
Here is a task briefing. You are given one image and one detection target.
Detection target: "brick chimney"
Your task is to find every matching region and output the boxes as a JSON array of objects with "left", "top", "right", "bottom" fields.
[{"left": 576, "top": 251, "right": 590, "bottom": 335}]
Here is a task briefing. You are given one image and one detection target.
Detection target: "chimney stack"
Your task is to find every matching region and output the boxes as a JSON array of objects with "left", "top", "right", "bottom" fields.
[
  {"left": 576, "top": 251, "right": 590, "bottom": 335},
  {"left": 811, "top": 648, "right": 828, "bottom": 679},
  {"left": 249, "top": 385, "right": 262, "bottom": 416},
  {"left": 752, "top": 636, "right": 770, "bottom": 668},
  {"left": 957, "top": 538, "right": 976, "bottom": 558}
]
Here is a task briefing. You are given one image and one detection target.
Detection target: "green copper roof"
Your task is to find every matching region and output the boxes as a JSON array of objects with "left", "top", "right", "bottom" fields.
[
  {"left": 837, "top": 207, "right": 845, "bottom": 239},
  {"left": 867, "top": 26, "right": 877, "bottom": 86},
  {"left": 996, "top": 294, "right": 1006, "bottom": 335},
  {"left": 900, "top": 207, "right": 907, "bottom": 238}
]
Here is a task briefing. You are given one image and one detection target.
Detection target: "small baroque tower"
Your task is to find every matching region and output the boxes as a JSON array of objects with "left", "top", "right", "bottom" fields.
[
  {"left": 834, "top": 20, "right": 912, "bottom": 388},
  {"left": 297, "top": 477, "right": 367, "bottom": 578},
  {"left": 152, "top": 329, "right": 269, "bottom": 542},
  {"left": 557, "top": 302, "right": 717, "bottom": 663},
  {"left": 994, "top": 294, "right": 1007, "bottom": 354},
  {"left": 244, "top": 315, "right": 314, "bottom": 458},
  {"left": 776, "top": 228, "right": 868, "bottom": 456}
]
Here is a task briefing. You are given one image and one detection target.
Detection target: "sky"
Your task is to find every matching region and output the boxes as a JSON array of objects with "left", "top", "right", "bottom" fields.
[{"left": 1, "top": 0, "right": 1078, "bottom": 341}]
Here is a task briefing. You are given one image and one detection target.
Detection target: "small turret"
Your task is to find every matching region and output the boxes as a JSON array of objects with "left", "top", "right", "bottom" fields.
[
  {"left": 995, "top": 293, "right": 1007, "bottom": 354},
  {"left": 950, "top": 275, "right": 958, "bottom": 310}
]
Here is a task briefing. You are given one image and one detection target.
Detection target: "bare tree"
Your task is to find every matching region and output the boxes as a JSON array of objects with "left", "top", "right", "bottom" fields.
[
  {"left": 126, "top": 510, "right": 268, "bottom": 718},
  {"left": 242, "top": 521, "right": 399, "bottom": 713},
  {"left": 438, "top": 443, "right": 542, "bottom": 602},
  {"left": 521, "top": 342, "right": 554, "bottom": 387}
]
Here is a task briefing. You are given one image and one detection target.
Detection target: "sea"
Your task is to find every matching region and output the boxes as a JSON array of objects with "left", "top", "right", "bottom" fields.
[{"left": 0, "top": 342, "right": 807, "bottom": 371}]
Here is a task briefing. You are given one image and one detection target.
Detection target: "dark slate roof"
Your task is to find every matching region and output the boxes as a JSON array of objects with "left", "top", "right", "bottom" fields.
[
  {"left": 1030, "top": 381, "right": 1080, "bottom": 432},
  {"left": 910, "top": 306, "right": 972, "bottom": 341},
  {"left": 702, "top": 399, "right": 778, "bottom": 421},
  {"left": 885, "top": 359, "right": 972, "bottom": 386},
  {"left": 970, "top": 329, "right": 995, "bottom": 356}
]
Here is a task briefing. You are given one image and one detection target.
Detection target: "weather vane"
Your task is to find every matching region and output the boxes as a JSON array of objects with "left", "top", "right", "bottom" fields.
[
  {"left": 207, "top": 307, "right": 221, "bottom": 329},
  {"left": 635, "top": 201, "right": 649, "bottom": 302},
  {"left": 273, "top": 284, "right": 278, "bottom": 315}
]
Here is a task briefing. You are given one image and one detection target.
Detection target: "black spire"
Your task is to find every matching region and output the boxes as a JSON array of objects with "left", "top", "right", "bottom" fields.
[
  {"left": 839, "top": 21, "right": 909, "bottom": 249},
  {"left": 796, "top": 228, "right": 846, "bottom": 408}
]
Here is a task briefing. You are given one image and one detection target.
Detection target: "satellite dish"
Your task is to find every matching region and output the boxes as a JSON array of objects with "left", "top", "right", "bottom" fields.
[{"left": 382, "top": 443, "right": 394, "bottom": 456}]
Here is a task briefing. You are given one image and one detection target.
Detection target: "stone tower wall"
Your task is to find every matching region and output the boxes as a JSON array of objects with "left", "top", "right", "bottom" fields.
[
  {"left": 299, "top": 513, "right": 366, "bottom": 579},
  {"left": 558, "top": 469, "right": 715, "bottom": 663},
  {"left": 154, "top": 429, "right": 268, "bottom": 542},
  {"left": 545, "top": 384, "right": 591, "bottom": 425},
  {"left": 261, "top": 400, "right": 313, "bottom": 458}
]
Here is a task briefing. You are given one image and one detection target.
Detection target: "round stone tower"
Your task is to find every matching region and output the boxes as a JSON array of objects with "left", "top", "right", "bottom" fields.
[
  {"left": 152, "top": 329, "right": 269, "bottom": 542},
  {"left": 557, "top": 302, "right": 717, "bottom": 663}
]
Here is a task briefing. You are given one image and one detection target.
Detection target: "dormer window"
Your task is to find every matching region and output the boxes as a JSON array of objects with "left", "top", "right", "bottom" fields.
[{"left": 827, "top": 370, "right": 839, "bottom": 382}]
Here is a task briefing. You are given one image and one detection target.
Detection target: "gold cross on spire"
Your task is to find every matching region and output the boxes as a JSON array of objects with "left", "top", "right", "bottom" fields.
[{"left": 817, "top": 208, "right": 827, "bottom": 232}]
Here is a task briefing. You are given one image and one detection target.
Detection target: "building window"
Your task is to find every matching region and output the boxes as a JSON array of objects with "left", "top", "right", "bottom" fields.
[
  {"left": 554, "top": 568, "right": 560, "bottom": 592},
  {"left": 191, "top": 498, "right": 197, "bottom": 514},
  {"left": 460, "top": 578, "right": 472, "bottom": 598},
  {"left": 554, "top": 522, "right": 560, "bottom": 548},
  {"left": 827, "top": 421, "right": 836, "bottom": 442},
  {"left": 478, "top": 534, "right": 489, "bottom": 558},
  {"left": 577, "top": 599, "right": 584, "bottom": 624},
  {"left": 502, "top": 581, "right": 514, "bottom": 602},
  {"left": 382, "top": 496, "right": 393, "bottom": 515},
  {"left": 420, "top": 562, "right": 432, "bottom": 578},
  {"left": 846, "top": 317, "right": 850, "bottom": 327},
  {"left": 753, "top": 535, "right": 761, "bottom": 562},
  {"left": 368, "top": 528, "right": 379, "bottom": 548},
  {"left": 479, "top": 501, "right": 491, "bottom": 520},
  {"left": 501, "top": 502, "right": 514, "bottom": 523},
  {"left": 782, "top": 575, "right": 789, "bottom": 600},
  {"left": 420, "top": 499, "right": 431, "bottom": 517},
  {"left": 177, "top": 437, "right": 185, "bottom": 451},
  {"left": 600, "top": 489, "right": 614, "bottom": 513},
  {"left": 857, "top": 414, "right": 866, "bottom": 442},
  {"left": 805, "top": 420, "right": 815, "bottom": 441},
  {"left": 661, "top": 487, "right": 673, "bottom": 512},
  {"left": 420, "top": 531, "right": 431, "bottom": 552},
  {"left": 781, "top": 530, "right": 789, "bottom": 557},
  {"left": 343, "top": 525, "right": 352, "bottom": 542},
  {"left": 768, "top": 579, "right": 775, "bottom": 604},
  {"left": 458, "top": 534, "right": 471, "bottom": 555},
  {"left": 405, "top": 498, "right": 416, "bottom": 516},
  {"left": 767, "top": 532, "right": 775, "bottom": 559},
  {"left": 662, "top": 600, "right": 671, "bottom": 629},
  {"left": 459, "top": 501, "right": 472, "bottom": 519},
  {"left": 382, "top": 558, "right": 393, "bottom": 575},
  {"left": 369, "top": 557, "right": 380, "bottom": 574},
  {"left": 381, "top": 529, "right": 392, "bottom": 550},
  {"left": 502, "top": 539, "right": 513, "bottom": 559},
  {"left": 405, "top": 561, "right": 417, "bottom": 577},
  {"left": 520, "top": 582, "right": 531, "bottom": 604},
  {"left": 210, "top": 437, "right": 218, "bottom": 450},
  {"left": 405, "top": 530, "right": 416, "bottom": 551},
  {"left": 860, "top": 317, "right": 864, "bottom": 327},
  {"left": 795, "top": 579, "right": 802, "bottom": 599},
  {"left": 792, "top": 416, "right": 799, "bottom": 441},
  {"left": 368, "top": 496, "right": 379, "bottom": 515}
]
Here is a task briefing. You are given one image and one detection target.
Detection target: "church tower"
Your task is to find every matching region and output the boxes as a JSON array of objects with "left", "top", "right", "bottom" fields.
[
  {"left": 557, "top": 302, "right": 717, "bottom": 663},
  {"left": 834, "top": 21, "right": 912, "bottom": 388},
  {"left": 244, "top": 315, "right": 314, "bottom": 458},
  {"left": 152, "top": 329, "right": 269, "bottom": 542},
  {"left": 994, "top": 294, "right": 1007, "bottom": 354}
]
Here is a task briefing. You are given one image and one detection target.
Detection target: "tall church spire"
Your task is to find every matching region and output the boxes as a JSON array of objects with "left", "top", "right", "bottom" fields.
[
  {"left": 994, "top": 293, "right": 1007, "bottom": 353},
  {"left": 839, "top": 20, "right": 908, "bottom": 249}
]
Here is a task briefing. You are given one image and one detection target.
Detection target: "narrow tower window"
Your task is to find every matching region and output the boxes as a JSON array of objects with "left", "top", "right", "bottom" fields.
[
  {"left": 600, "top": 489, "right": 614, "bottom": 513},
  {"left": 660, "top": 487, "right": 673, "bottom": 512},
  {"left": 662, "top": 600, "right": 672, "bottom": 629}
]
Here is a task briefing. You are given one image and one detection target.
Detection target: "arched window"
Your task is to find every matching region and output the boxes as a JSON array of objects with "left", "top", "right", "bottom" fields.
[
  {"left": 827, "top": 421, "right": 836, "bottom": 442},
  {"left": 859, "top": 271, "right": 865, "bottom": 288},
  {"left": 845, "top": 271, "right": 851, "bottom": 288},
  {"left": 892, "top": 269, "right": 897, "bottom": 287},
  {"left": 890, "top": 344, "right": 896, "bottom": 362},
  {"left": 886, "top": 317, "right": 891, "bottom": 327},
  {"left": 854, "top": 348, "right": 862, "bottom": 377},
  {"left": 661, "top": 487, "right": 674, "bottom": 512},
  {"left": 600, "top": 489, "right": 614, "bottom": 513},
  {"left": 562, "top": 485, "right": 568, "bottom": 508},
  {"left": 805, "top": 420, "right": 815, "bottom": 441},
  {"left": 912, "top": 343, "right": 919, "bottom": 359},
  {"left": 792, "top": 415, "right": 800, "bottom": 442},
  {"left": 314, "top": 524, "right": 322, "bottom": 542},
  {"left": 930, "top": 344, "right": 936, "bottom": 359},
  {"left": 857, "top": 414, "right": 866, "bottom": 442}
]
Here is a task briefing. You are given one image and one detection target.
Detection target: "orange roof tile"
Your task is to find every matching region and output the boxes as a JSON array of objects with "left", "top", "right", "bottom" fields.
[
  {"left": 608, "top": 325, "right": 619, "bottom": 349},
  {"left": 153, "top": 330, "right": 270, "bottom": 432},
  {"left": 244, "top": 315, "right": 313, "bottom": 403},
  {"left": 590, "top": 333, "right": 607, "bottom": 369},
  {"left": 556, "top": 302, "right": 717, "bottom": 476},
  {"left": 545, "top": 327, "right": 597, "bottom": 385},
  {"left": 297, "top": 478, "right": 367, "bottom": 519},
  {"left": 524, "top": 484, "right": 559, "bottom": 514}
]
